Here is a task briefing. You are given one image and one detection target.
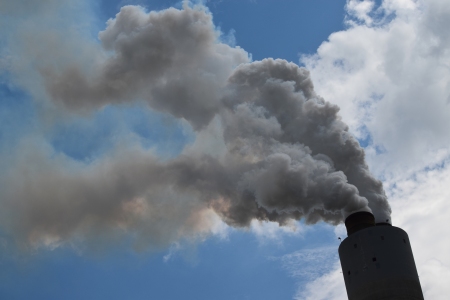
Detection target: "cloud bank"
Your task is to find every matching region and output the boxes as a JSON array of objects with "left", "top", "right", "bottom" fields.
[{"left": 295, "top": 0, "right": 450, "bottom": 299}]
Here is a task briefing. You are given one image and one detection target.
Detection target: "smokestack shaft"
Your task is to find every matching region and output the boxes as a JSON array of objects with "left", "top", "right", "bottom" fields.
[{"left": 339, "top": 213, "right": 424, "bottom": 299}]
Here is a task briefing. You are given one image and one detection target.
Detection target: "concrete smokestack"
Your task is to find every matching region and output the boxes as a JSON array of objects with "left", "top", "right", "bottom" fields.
[{"left": 338, "top": 212, "right": 424, "bottom": 300}]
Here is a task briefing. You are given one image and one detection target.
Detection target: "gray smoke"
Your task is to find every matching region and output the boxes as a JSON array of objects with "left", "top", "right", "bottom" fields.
[{"left": 0, "top": 4, "right": 390, "bottom": 250}]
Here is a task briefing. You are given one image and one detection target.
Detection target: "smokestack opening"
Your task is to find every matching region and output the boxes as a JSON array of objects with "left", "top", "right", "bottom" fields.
[
  {"left": 376, "top": 222, "right": 392, "bottom": 226},
  {"left": 344, "top": 211, "right": 375, "bottom": 236}
]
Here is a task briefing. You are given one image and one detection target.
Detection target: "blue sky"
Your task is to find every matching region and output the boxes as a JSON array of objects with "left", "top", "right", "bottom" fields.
[
  {"left": 2, "top": 0, "right": 450, "bottom": 299},
  {"left": 97, "top": 0, "right": 348, "bottom": 62},
  {"left": 0, "top": 224, "right": 339, "bottom": 300}
]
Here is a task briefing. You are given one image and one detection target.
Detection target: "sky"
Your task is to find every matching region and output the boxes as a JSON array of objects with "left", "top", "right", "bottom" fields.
[{"left": 0, "top": 0, "right": 449, "bottom": 299}]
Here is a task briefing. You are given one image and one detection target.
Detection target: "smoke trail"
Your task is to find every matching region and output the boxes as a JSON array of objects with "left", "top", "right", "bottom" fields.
[{"left": 0, "top": 4, "right": 390, "bottom": 250}]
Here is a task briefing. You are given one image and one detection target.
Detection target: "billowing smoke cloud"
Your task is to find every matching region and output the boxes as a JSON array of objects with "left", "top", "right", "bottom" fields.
[{"left": 0, "top": 4, "right": 390, "bottom": 250}]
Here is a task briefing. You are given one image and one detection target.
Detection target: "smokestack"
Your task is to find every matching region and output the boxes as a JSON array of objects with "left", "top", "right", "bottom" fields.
[{"left": 338, "top": 212, "right": 424, "bottom": 300}]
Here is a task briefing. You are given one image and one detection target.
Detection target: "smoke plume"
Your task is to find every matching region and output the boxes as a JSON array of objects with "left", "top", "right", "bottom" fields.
[{"left": 0, "top": 4, "right": 390, "bottom": 250}]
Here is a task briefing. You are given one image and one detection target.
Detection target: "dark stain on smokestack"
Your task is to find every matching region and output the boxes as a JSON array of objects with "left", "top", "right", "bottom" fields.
[{"left": 339, "top": 212, "right": 424, "bottom": 300}]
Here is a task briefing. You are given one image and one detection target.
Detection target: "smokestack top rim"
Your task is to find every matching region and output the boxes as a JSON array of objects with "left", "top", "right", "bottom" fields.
[
  {"left": 344, "top": 211, "right": 375, "bottom": 236},
  {"left": 376, "top": 222, "right": 393, "bottom": 226}
]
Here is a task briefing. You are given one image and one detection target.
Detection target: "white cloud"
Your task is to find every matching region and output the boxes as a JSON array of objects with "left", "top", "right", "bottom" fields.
[
  {"left": 278, "top": 247, "right": 338, "bottom": 280},
  {"left": 419, "top": 259, "right": 450, "bottom": 299},
  {"left": 295, "top": 262, "right": 347, "bottom": 300},
  {"left": 345, "top": 0, "right": 376, "bottom": 25},
  {"left": 273, "top": 246, "right": 345, "bottom": 300},
  {"left": 387, "top": 159, "right": 450, "bottom": 299},
  {"left": 296, "top": 161, "right": 450, "bottom": 299},
  {"left": 303, "top": 0, "right": 450, "bottom": 178},
  {"left": 296, "top": 0, "right": 450, "bottom": 299}
]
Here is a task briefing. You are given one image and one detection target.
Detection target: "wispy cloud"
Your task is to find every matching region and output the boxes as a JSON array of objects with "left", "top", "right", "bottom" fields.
[
  {"left": 276, "top": 246, "right": 338, "bottom": 281},
  {"left": 271, "top": 246, "right": 345, "bottom": 300}
]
